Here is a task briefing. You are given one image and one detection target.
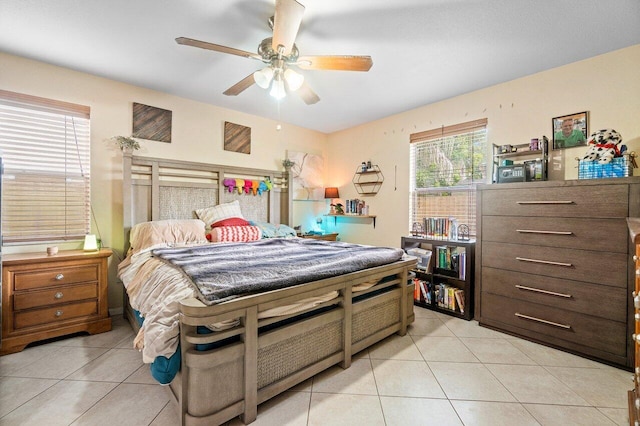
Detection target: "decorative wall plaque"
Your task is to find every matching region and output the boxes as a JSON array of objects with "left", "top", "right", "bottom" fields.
[
  {"left": 132, "top": 102, "right": 172, "bottom": 143},
  {"left": 224, "top": 121, "right": 251, "bottom": 154}
]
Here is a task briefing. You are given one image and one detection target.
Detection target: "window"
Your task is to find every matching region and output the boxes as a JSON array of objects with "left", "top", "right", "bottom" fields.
[
  {"left": 409, "top": 119, "right": 487, "bottom": 237},
  {"left": 0, "top": 90, "right": 91, "bottom": 244}
]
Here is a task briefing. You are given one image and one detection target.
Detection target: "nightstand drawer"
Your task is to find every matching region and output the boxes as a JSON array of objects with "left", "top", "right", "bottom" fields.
[
  {"left": 481, "top": 216, "right": 628, "bottom": 253},
  {"left": 481, "top": 292, "right": 626, "bottom": 356},
  {"left": 481, "top": 185, "right": 628, "bottom": 218},
  {"left": 14, "top": 265, "right": 98, "bottom": 291},
  {"left": 14, "top": 301, "right": 98, "bottom": 329},
  {"left": 14, "top": 283, "right": 98, "bottom": 310},
  {"left": 482, "top": 241, "right": 627, "bottom": 288},
  {"left": 482, "top": 267, "right": 626, "bottom": 322}
]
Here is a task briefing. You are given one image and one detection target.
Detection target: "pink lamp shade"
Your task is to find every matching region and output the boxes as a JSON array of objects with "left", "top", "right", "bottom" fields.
[{"left": 324, "top": 187, "right": 339, "bottom": 199}]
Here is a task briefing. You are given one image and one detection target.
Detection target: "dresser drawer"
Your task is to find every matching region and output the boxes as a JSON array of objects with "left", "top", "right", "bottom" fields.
[
  {"left": 482, "top": 216, "right": 628, "bottom": 253},
  {"left": 13, "top": 265, "right": 98, "bottom": 291},
  {"left": 481, "top": 292, "right": 626, "bottom": 356},
  {"left": 13, "top": 283, "right": 98, "bottom": 311},
  {"left": 481, "top": 185, "right": 629, "bottom": 218},
  {"left": 14, "top": 301, "right": 98, "bottom": 329},
  {"left": 482, "top": 242, "right": 627, "bottom": 288},
  {"left": 482, "top": 267, "right": 626, "bottom": 322}
]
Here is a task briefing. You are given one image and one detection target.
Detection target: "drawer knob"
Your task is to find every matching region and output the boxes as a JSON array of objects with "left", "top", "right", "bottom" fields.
[
  {"left": 635, "top": 313, "right": 640, "bottom": 321},
  {"left": 634, "top": 255, "right": 638, "bottom": 262},
  {"left": 637, "top": 269, "right": 640, "bottom": 276},
  {"left": 55, "top": 310, "right": 63, "bottom": 317},
  {"left": 55, "top": 274, "right": 64, "bottom": 281},
  {"left": 54, "top": 292, "right": 64, "bottom": 299},
  {"left": 635, "top": 295, "right": 640, "bottom": 309}
]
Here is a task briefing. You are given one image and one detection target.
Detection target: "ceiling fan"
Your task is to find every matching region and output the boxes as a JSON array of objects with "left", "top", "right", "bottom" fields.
[{"left": 175, "top": 0, "right": 373, "bottom": 105}]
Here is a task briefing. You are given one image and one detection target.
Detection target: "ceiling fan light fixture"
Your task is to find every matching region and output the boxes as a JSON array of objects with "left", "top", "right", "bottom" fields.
[
  {"left": 253, "top": 66, "right": 274, "bottom": 89},
  {"left": 284, "top": 68, "right": 304, "bottom": 91},
  {"left": 270, "top": 76, "right": 286, "bottom": 100}
]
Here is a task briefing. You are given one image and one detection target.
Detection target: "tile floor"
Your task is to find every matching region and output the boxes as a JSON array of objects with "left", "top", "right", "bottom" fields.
[{"left": 0, "top": 308, "right": 631, "bottom": 425}]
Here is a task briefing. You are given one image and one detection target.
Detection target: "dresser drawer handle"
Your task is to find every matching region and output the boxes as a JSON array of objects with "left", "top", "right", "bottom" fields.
[
  {"left": 516, "top": 200, "right": 574, "bottom": 205},
  {"left": 55, "top": 310, "right": 63, "bottom": 317},
  {"left": 516, "top": 257, "right": 573, "bottom": 267},
  {"left": 634, "top": 255, "right": 638, "bottom": 262},
  {"left": 636, "top": 268, "right": 640, "bottom": 276},
  {"left": 54, "top": 292, "right": 64, "bottom": 299},
  {"left": 516, "top": 229, "right": 573, "bottom": 235},
  {"left": 55, "top": 274, "right": 64, "bottom": 280},
  {"left": 635, "top": 295, "right": 640, "bottom": 309},
  {"left": 515, "top": 313, "right": 571, "bottom": 329},
  {"left": 515, "top": 285, "right": 571, "bottom": 298}
]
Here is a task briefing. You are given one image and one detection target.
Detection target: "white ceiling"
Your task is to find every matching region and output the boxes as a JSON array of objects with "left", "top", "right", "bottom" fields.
[{"left": 1, "top": 0, "right": 639, "bottom": 134}]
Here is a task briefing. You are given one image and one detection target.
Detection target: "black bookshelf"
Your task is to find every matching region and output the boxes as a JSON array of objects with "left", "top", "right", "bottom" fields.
[{"left": 401, "top": 236, "right": 475, "bottom": 320}]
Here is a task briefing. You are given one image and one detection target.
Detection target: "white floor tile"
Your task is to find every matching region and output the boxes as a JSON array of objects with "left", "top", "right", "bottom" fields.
[
  {"left": 66, "top": 348, "right": 143, "bottom": 382},
  {"left": 544, "top": 366, "right": 632, "bottom": 408},
  {"left": 0, "top": 379, "right": 117, "bottom": 426},
  {"left": 372, "top": 359, "right": 446, "bottom": 398},
  {"left": 308, "top": 393, "right": 384, "bottom": 426},
  {"left": 380, "top": 396, "right": 463, "bottom": 426},
  {"left": 408, "top": 318, "right": 456, "bottom": 337},
  {"left": 5, "top": 346, "right": 108, "bottom": 379},
  {"left": 523, "top": 403, "right": 617, "bottom": 425},
  {"left": 460, "top": 337, "right": 536, "bottom": 365},
  {"left": 312, "top": 357, "right": 377, "bottom": 395},
  {"left": 368, "top": 334, "right": 423, "bottom": 361},
  {"left": 0, "top": 376, "right": 58, "bottom": 418},
  {"left": 413, "top": 335, "right": 480, "bottom": 362},
  {"left": 429, "top": 361, "right": 516, "bottom": 402},
  {"left": 451, "top": 400, "right": 540, "bottom": 426},
  {"left": 487, "top": 364, "right": 589, "bottom": 406}
]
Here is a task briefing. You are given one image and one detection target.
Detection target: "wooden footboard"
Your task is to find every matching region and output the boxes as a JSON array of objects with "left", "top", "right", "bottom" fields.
[{"left": 174, "top": 259, "right": 415, "bottom": 426}]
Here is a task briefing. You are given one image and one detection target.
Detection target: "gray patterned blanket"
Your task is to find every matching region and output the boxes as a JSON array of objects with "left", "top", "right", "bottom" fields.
[{"left": 152, "top": 238, "right": 404, "bottom": 305}]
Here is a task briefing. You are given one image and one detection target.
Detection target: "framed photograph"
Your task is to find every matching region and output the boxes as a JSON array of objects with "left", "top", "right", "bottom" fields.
[{"left": 552, "top": 111, "right": 588, "bottom": 149}]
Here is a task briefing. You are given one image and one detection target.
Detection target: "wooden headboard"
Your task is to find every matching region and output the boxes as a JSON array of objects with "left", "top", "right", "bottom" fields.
[{"left": 122, "top": 153, "right": 291, "bottom": 251}]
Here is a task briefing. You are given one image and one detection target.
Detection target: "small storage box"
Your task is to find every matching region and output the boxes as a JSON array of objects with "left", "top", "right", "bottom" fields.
[{"left": 578, "top": 156, "right": 634, "bottom": 179}]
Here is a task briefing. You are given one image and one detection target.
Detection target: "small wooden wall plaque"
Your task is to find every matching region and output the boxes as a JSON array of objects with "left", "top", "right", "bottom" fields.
[
  {"left": 132, "top": 102, "right": 172, "bottom": 143},
  {"left": 224, "top": 121, "right": 251, "bottom": 154}
]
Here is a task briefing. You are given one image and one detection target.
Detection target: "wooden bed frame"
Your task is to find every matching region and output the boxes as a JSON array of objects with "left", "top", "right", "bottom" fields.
[{"left": 122, "top": 154, "right": 416, "bottom": 425}]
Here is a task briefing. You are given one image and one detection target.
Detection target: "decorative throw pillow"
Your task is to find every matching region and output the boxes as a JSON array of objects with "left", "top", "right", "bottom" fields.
[
  {"left": 195, "top": 200, "right": 245, "bottom": 228},
  {"left": 129, "top": 219, "right": 208, "bottom": 254},
  {"left": 207, "top": 225, "right": 262, "bottom": 243},
  {"left": 211, "top": 217, "right": 250, "bottom": 228}
]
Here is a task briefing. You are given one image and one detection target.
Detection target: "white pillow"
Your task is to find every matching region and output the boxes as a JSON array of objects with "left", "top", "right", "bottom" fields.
[
  {"left": 129, "top": 219, "right": 207, "bottom": 254},
  {"left": 195, "top": 200, "right": 245, "bottom": 228}
]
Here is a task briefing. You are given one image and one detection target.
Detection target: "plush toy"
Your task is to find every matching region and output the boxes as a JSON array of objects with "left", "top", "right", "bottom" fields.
[
  {"left": 258, "top": 180, "right": 272, "bottom": 195},
  {"left": 235, "top": 179, "right": 245, "bottom": 194},
  {"left": 582, "top": 128, "right": 623, "bottom": 164},
  {"left": 223, "top": 178, "right": 236, "bottom": 193},
  {"left": 251, "top": 180, "right": 259, "bottom": 195},
  {"left": 243, "top": 180, "right": 253, "bottom": 194}
]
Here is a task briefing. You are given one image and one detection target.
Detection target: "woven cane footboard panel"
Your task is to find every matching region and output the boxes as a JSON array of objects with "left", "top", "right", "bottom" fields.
[
  {"left": 257, "top": 320, "right": 343, "bottom": 388},
  {"left": 352, "top": 298, "right": 400, "bottom": 344},
  {"left": 186, "top": 346, "right": 244, "bottom": 416}
]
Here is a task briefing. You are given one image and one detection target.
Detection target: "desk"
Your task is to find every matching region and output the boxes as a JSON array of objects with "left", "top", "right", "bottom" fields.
[{"left": 301, "top": 233, "right": 338, "bottom": 241}]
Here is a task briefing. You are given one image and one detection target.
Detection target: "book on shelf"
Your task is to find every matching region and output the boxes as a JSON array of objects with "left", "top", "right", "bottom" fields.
[{"left": 454, "top": 289, "right": 465, "bottom": 314}]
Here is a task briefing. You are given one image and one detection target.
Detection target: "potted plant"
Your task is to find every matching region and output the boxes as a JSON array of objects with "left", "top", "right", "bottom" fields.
[
  {"left": 333, "top": 203, "right": 344, "bottom": 215},
  {"left": 282, "top": 158, "right": 295, "bottom": 170},
  {"left": 110, "top": 136, "right": 141, "bottom": 153}
]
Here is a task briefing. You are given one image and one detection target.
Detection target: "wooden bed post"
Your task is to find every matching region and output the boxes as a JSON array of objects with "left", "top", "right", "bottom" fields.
[
  {"left": 340, "top": 286, "right": 352, "bottom": 369},
  {"left": 398, "top": 268, "right": 409, "bottom": 336},
  {"left": 241, "top": 306, "right": 258, "bottom": 424}
]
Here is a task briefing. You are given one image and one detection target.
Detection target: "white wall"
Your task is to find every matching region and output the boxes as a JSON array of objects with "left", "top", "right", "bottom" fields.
[
  {"left": 326, "top": 44, "right": 640, "bottom": 249},
  {"left": 0, "top": 52, "right": 328, "bottom": 309}
]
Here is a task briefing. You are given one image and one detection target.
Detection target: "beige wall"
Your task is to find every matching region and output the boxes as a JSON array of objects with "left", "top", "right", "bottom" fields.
[
  {"left": 326, "top": 44, "right": 640, "bottom": 249},
  {"left": 0, "top": 52, "right": 328, "bottom": 310}
]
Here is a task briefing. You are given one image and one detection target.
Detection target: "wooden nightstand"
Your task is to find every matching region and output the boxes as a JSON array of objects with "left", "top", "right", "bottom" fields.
[
  {"left": 1, "top": 248, "right": 113, "bottom": 355},
  {"left": 301, "top": 233, "right": 339, "bottom": 241}
]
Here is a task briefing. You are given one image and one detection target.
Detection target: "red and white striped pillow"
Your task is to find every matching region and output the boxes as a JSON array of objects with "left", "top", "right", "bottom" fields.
[{"left": 207, "top": 225, "right": 262, "bottom": 243}]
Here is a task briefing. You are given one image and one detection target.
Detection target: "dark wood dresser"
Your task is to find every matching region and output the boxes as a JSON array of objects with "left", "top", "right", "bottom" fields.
[
  {"left": 476, "top": 178, "right": 639, "bottom": 369},
  {"left": 1, "top": 249, "right": 112, "bottom": 355},
  {"left": 627, "top": 218, "right": 640, "bottom": 424}
]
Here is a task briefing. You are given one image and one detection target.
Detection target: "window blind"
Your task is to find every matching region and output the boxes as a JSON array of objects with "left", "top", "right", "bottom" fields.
[
  {"left": 409, "top": 119, "right": 487, "bottom": 237},
  {"left": 0, "top": 90, "right": 91, "bottom": 243}
]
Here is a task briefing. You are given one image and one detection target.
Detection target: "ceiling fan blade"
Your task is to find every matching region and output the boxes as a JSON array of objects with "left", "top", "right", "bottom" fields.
[
  {"left": 272, "top": 0, "right": 305, "bottom": 56},
  {"left": 223, "top": 73, "right": 257, "bottom": 96},
  {"left": 297, "top": 55, "right": 373, "bottom": 72},
  {"left": 297, "top": 82, "right": 320, "bottom": 105},
  {"left": 176, "top": 37, "right": 262, "bottom": 61}
]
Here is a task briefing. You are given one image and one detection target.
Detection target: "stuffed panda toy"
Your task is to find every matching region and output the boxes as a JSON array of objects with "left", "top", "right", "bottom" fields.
[{"left": 582, "top": 129, "right": 623, "bottom": 164}]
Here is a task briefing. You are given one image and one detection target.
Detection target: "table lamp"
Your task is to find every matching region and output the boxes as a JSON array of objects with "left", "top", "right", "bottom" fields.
[{"left": 324, "top": 187, "right": 339, "bottom": 214}]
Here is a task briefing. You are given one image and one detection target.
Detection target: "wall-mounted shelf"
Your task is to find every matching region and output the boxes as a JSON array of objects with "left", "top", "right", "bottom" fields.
[
  {"left": 325, "top": 214, "right": 377, "bottom": 228},
  {"left": 353, "top": 165, "right": 384, "bottom": 195}
]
